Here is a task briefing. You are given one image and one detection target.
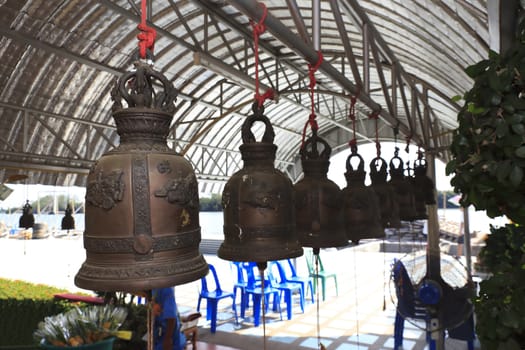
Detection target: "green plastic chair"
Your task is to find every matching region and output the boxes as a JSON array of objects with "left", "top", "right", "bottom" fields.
[{"left": 305, "top": 249, "right": 338, "bottom": 301}]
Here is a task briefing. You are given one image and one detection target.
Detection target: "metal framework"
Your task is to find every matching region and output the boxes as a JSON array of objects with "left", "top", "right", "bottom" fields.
[{"left": 0, "top": 0, "right": 505, "bottom": 193}]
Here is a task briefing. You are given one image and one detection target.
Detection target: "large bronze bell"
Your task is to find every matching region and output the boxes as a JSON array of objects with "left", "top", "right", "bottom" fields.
[
  {"left": 219, "top": 103, "right": 303, "bottom": 263},
  {"left": 387, "top": 152, "right": 417, "bottom": 221},
  {"left": 61, "top": 204, "right": 75, "bottom": 230},
  {"left": 75, "top": 61, "right": 208, "bottom": 292},
  {"left": 369, "top": 157, "right": 402, "bottom": 228},
  {"left": 294, "top": 131, "right": 347, "bottom": 249},
  {"left": 342, "top": 148, "right": 383, "bottom": 244},
  {"left": 19, "top": 200, "right": 34, "bottom": 229},
  {"left": 411, "top": 157, "right": 436, "bottom": 220}
]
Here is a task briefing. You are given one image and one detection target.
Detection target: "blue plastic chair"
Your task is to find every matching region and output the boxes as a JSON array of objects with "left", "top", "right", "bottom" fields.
[
  {"left": 197, "top": 263, "right": 236, "bottom": 333},
  {"left": 241, "top": 262, "right": 282, "bottom": 326},
  {"left": 285, "top": 258, "right": 314, "bottom": 303},
  {"left": 269, "top": 261, "right": 305, "bottom": 320}
]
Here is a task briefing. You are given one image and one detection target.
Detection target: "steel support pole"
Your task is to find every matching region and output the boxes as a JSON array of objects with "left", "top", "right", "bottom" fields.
[
  {"left": 463, "top": 206, "right": 472, "bottom": 276},
  {"left": 426, "top": 151, "right": 444, "bottom": 350},
  {"left": 312, "top": 0, "right": 321, "bottom": 51}
]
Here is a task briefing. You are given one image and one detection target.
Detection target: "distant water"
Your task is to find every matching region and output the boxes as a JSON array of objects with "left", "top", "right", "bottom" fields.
[
  {"left": 0, "top": 211, "right": 224, "bottom": 238},
  {"left": 0, "top": 209, "right": 506, "bottom": 237}
]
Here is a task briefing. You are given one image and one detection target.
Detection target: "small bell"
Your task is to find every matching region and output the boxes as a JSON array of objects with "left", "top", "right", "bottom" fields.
[
  {"left": 411, "top": 157, "right": 436, "bottom": 220},
  {"left": 19, "top": 200, "right": 35, "bottom": 229},
  {"left": 75, "top": 61, "right": 208, "bottom": 292},
  {"left": 219, "top": 103, "right": 303, "bottom": 263},
  {"left": 342, "top": 148, "right": 383, "bottom": 244},
  {"left": 388, "top": 153, "right": 417, "bottom": 221},
  {"left": 61, "top": 204, "right": 75, "bottom": 230},
  {"left": 369, "top": 157, "right": 402, "bottom": 228},
  {"left": 414, "top": 157, "right": 436, "bottom": 205},
  {"left": 294, "top": 131, "right": 348, "bottom": 249}
]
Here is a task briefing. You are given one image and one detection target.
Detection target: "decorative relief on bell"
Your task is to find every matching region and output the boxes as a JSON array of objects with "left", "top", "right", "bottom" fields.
[
  {"left": 342, "top": 149, "right": 384, "bottom": 244},
  {"left": 154, "top": 171, "right": 199, "bottom": 208},
  {"left": 110, "top": 61, "right": 177, "bottom": 113},
  {"left": 218, "top": 103, "right": 303, "bottom": 263},
  {"left": 75, "top": 61, "right": 208, "bottom": 292},
  {"left": 294, "top": 132, "right": 347, "bottom": 249},
  {"left": 85, "top": 169, "right": 125, "bottom": 210}
]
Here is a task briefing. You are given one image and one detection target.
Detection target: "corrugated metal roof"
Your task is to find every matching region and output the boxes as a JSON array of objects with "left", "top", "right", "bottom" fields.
[{"left": 0, "top": 0, "right": 494, "bottom": 192}]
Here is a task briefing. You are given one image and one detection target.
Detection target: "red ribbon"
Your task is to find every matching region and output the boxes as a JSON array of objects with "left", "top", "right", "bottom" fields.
[
  {"left": 137, "top": 0, "right": 156, "bottom": 59},
  {"left": 251, "top": 3, "right": 274, "bottom": 107},
  {"left": 300, "top": 51, "right": 323, "bottom": 149}
]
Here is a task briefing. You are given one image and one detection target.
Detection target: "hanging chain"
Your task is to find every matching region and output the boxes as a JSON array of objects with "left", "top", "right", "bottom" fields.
[
  {"left": 146, "top": 291, "right": 154, "bottom": 350},
  {"left": 258, "top": 264, "right": 268, "bottom": 350},
  {"left": 314, "top": 252, "right": 321, "bottom": 350},
  {"left": 368, "top": 109, "right": 381, "bottom": 157},
  {"left": 137, "top": 0, "right": 157, "bottom": 60},
  {"left": 348, "top": 95, "right": 358, "bottom": 154},
  {"left": 300, "top": 51, "right": 323, "bottom": 149},
  {"left": 251, "top": 2, "right": 274, "bottom": 107}
]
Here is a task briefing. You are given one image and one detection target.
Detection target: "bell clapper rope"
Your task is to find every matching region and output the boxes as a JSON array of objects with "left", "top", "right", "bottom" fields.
[
  {"left": 146, "top": 290, "right": 154, "bottom": 350},
  {"left": 312, "top": 248, "right": 325, "bottom": 350},
  {"left": 352, "top": 246, "right": 361, "bottom": 348},
  {"left": 369, "top": 110, "right": 388, "bottom": 311},
  {"left": 256, "top": 262, "right": 268, "bottom": 350}
]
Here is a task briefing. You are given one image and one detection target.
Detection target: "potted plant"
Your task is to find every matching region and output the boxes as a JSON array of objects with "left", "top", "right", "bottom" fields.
[
  {"left": 446, "top": 9, "right": 525, "bottom": 350},
  {"left": 33, "top": 305, "right": 129, "bottom": 349}
]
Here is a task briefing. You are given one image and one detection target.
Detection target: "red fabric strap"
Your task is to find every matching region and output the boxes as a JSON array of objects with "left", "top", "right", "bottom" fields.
[
  {"left": 251, "top": 2, "right": 274, "bottom": 107},
  {"left": 137, "top": 0, "right": 156, "bottom": 59}
]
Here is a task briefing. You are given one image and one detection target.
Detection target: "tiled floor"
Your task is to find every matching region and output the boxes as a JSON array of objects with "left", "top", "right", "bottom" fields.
[
  {"left": 175, "top": 245, "right": 479, "bottom": 350},
  {"left": 0, "top": 233, "right": 479, "bottom": 350}
]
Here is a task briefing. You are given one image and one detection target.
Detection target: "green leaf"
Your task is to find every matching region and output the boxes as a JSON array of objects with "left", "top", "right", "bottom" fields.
[
  {"left": 506, "top": 114, "right": 524, "bottom": 124},
  {"left": 451, "top": 94, "right": 463, "bottom": 102},
  {"left": 511, "top": 123, "right": 525, "bottom": 135},
  {"left": 467, "top": 102, "right": 485, "bottom": 115},
  {"left": 497, "top": 161, "right": 512, "bottom": 181},
  {"left": 515, "top": 146, "right": 525, "bottom": 158},
  {"left": 496, "top": 121, "right": 509, "bottom": 138},
  {"left": 445, "top": 160, "right": 457, "bottom": 175},
  {"left": 465, "top": 59, "right": 490, "bottom": 78},
  {"left": 509, "top": 166, "right": 523, "bottom": 187},
  {"left": 491, "top": 93, "right": 502, "bottom": 106}
]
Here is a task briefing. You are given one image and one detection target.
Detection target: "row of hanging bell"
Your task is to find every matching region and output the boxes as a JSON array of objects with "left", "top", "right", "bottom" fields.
[
  {"left": 412, "top": 156, "right": 436, "bottom": 217},
  {"left": 61, "top": 204, "right": 75, "bottom": 230},
  {"left": 294, "top": 131, "right": 348, "bottom": 249},
  {"left": 19, "top": 200, "right": 35, "bottom": 229},
  {"left": 386, "top": 149, "right": 436, "bottom": 222},
  {"left": 75, "top": 60, "right": 208, "bottom": 292},
  {"left": 342, "top": 147, "right": 384, "bottom": 244},
  {"left": 218, "top": 103, "right": 304, "bottom": 263}
]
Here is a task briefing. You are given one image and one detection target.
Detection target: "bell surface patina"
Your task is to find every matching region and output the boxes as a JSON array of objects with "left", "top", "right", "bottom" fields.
[
  {"left": 75, "top": 61, "right": 208, "bottom": 292},
  {"left": 219, "top": 103, "right": 303, "bottom": 263},
  {"left": 294, "top": 132, "right": 347, "bottom": 249},
  {"left": 369, "top": 157, "right": 401, "bottom": 228},
  {"left": 342, "top": 149, "right": 383, "bottom": 244}
]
